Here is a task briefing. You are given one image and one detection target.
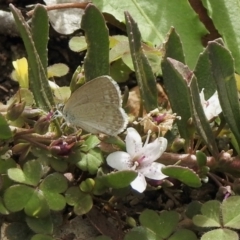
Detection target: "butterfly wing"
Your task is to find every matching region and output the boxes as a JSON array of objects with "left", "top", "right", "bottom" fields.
[{"left": 63, "top": 76, "right": 128, "bottom": 135}]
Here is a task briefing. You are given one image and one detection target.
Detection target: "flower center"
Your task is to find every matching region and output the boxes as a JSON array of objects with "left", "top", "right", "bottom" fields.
[{"left": 131, "top": 154, "right": 146, "bottom": 170}]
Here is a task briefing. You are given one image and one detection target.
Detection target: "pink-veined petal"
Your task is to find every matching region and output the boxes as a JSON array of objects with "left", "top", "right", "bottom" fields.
[
  {"left": 204, "top": 91, "right": 222, "bottom": 120},
  {"left": 130, "top": 173, "right": 147, "bottom": 193},
  {"left": 139, "top": 162, "right": 167, "bottom": 180},
  {"left": 125, "top": 127, "right": 143, "bottom": 157},
  {"left": 106, "top": 151, "right": 132, "bottom": 171},
  {"left": 142, "top": 137, "right": 167, "bottom": 165}
]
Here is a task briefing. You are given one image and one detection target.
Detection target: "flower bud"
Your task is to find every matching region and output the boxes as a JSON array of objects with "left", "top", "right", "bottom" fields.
[
  {"left": 49, "top": 139, "right": 75, "bottom": 156},
  {"left": 170, "top": 138, "right": 185, "bottom": 152},
  {"left": 70, "top": 66, "right": 85, "bottom": 92},
  {"left": 12, "top": 142, "right": 31, "bottom": 161},
  {"left": 6, "top": 100, "right": 26, "bottom": 121},
  {"left": 34, "top": 115, "right": 51, "bottom": 135},
  {"left": 12, "top": 143, "right": 30, "bottom": 155}
]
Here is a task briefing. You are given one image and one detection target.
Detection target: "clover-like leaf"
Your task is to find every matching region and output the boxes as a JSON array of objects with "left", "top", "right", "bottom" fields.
[
  {"left": 140, "top": 209, "right": 179, "bottom": 239},
  {"left": 0, "top": 113, "right": 12, "bottom": 140},
  {"left": 0, "top": 197, "right": 10, "bottom": 215},
  {"left": 221, "top": 196, "right": 240, "bottom": 229},
  {"left": 201, "top": 228, "right": 238, "bottom": 240},
  {"left": 77, "top": 148, "right": 103, "bottom": 175},
  {"left": 40, "top": 173, "right": 68, "bottom": 211},
  {"left": 4, "top": 222, "right": 32, "bottom": 240},
  {"left": 0, "top": 158, "right": 16, "bottom": 174},
  {"left": 7, "top": 160, "right": 43, "bottom": 186},
  {"left": 169, "top": 229, "right": 198, "bottom": 240},
  {"left": 65, "top": 186, "right": 93, "bottom": 215},
  {"left": 124, "top": 226, "right": 156, "bottom": 240},
  {"left": 193, "top": 200, "right": 221, "bottom": 228},
  {"left": 4, "top": 185, "right": 49, "bottom": 218},
  {"left": 47, "top": 63, "right": 69, "bottom": 78},
  {"left": 4, "top": 185, "right": 34, "bottom": 212},
  {"left": 69, "top": 36, "right": 87, "bottom": 52},
  {"left": 80, "top": 178, "right": 95, "bottom": 193},
  {"left": 26, "top": 215, "right": 53, "bottom": 235},
  {"left": 81, "top": 135, "right": 101, "bottom": 151},
  {"left": 161, "top": 166, "right": 202, "bottom": 188}
]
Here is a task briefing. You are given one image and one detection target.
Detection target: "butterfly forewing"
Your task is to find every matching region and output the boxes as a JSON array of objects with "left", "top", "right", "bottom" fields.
[{"left": 62, "top": 76, "right": 128, "bottom": 135}]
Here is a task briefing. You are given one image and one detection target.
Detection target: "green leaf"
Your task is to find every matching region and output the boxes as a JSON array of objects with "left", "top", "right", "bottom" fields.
[
  {"left": 7, "top": 160, "right": 43, "bottom": 186},
  {"left": 78, "top": 148, "right": 104, "bottom": 174},
  {"left": 31, "top": 4, "right": 48, "bottom": 74},
  {"left": 221, "top": 196, "right": 240, "bottom": 229},
  {"left": 80, "top": 178, "right": 95, "bottom": 193},
  {"left": 0, "top": 113, "right": 12, "bottom": 140},
  {"left": 4, "top": 185, "right": 50, "bottom": 217},
  {"left": 187, "top": 73, "right": 219, "bottom": 157},
  {"left": 194, "top": 48, "right": 216, "bottom": 99},
  {"left": 92, "top": 177, "right": 108, "bottom": 196},
  {"left": 201, "top": 228, "right": 238, "bottom": 240},
  {"left": 0, "top": 158, "right": 16, "bottom": 174},
  {"left": 93, "top": 0, "right": 207, "bottom": 68},
  {"left": 98, "top": 170, "right": 137, "bottom": 189},
  {"left": 124, "top": 226, "right": 156, "bottom": 240},
  {"left": 40, "top": 173, "right": 67, "bottom": 211},
  {"left": 125, "top": 12, "right": 158, "bottom": 112},
  {"left": 4, "top": 185, "right": 34, "bottom": 212},
  {"left": 110, "top": 59, "right": 132, "bottom": 83},
  {"left": 81, "top": 4, "right": 109, "bottom": 81},
  {"left": 169, "top": 229, "right": 197, "bottom": 240},
  {"left": 162, "top": 166, "right": 202, "bottom": 188},
  {"left": 4, "top": 222, "right": 32, "bottom": 240},
  {"left": 202, "top": 0, "right": 240, "bottom": 74},
  {"left": 9, "top": 5, "right": 51, "bottom": 110},
  {"left": 24, "top": 190, "right": 50, "bottom": 218},
  {"left": 26, "top": 215, "right": 53, "bottom": 235},
  {"left": 193, "top": 200, "right": 221, "bottom": 227},
  {"left": 81, "top": 135, "right": 101, "bottom": 152},
  {"left": 69, "top": 36, "right": 87, "bottom": 52},
  {"left": 0, "top": 197, "right": 10, "bottom": 214},
  {"left": 196, "top": 151, "right": 207, "bottom": 167},
  {"left": 207, "top": 41, "right": 240, "bottom": 149},
  {"left": 65, "top": 186, "right": 93, "bottom": 215},
  {"left": 162, "top": 59, "right": 192, "bottom": 145},
  {"left": 185, "top": 201, "right": 202, "bottom": 219},
  {"left": 140, "top": 209, "right": 179, "bottom": 238},
  {"left": 31, "top": 234, "right": 54, "bottom": 240},
  {"left": 47, "top": 63, "right": 69, "bottom": 78}
]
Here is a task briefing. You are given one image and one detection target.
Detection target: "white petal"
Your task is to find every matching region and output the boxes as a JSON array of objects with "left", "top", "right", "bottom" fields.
[
  {"left": 139, "top": 162, "right": 167, "bottom": 180},
  {"left": 199, "top": 89, "right": 206, "bottom": 106},
  {"left": 130, "top": 173, "right": 147, "bottom": 193},
  {"left": 125, "top": 127, "right": 143, "bottom": 157},
  {"left": 142, "top": 137, "right": 167, "bottom": 165},
  {"left": 106, "top": 152, "right": 132, "bottom": 171},
  {"left": 204, "top": 91, "right": 222, "bottom": 120}
]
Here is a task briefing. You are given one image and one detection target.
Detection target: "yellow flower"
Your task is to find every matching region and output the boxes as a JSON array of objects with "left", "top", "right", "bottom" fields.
[{"left": 11, "top": 57, "right": 29, "bottom": 88}]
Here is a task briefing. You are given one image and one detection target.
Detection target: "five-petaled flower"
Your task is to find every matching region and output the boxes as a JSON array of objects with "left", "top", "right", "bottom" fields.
[
  {"left": 106, "top": 127, "right": 168, "bottom": 193},
  {"left": 200, "top": 89, "right": 222, "bottom": 121}
]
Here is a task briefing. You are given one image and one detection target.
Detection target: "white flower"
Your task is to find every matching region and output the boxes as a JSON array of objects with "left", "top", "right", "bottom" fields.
[
  {"left": 106, "top": 127, "right": 168, "bottom": 193},
  {"left": 200, "top": 89, "right": 222, "bottom": 120}
]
